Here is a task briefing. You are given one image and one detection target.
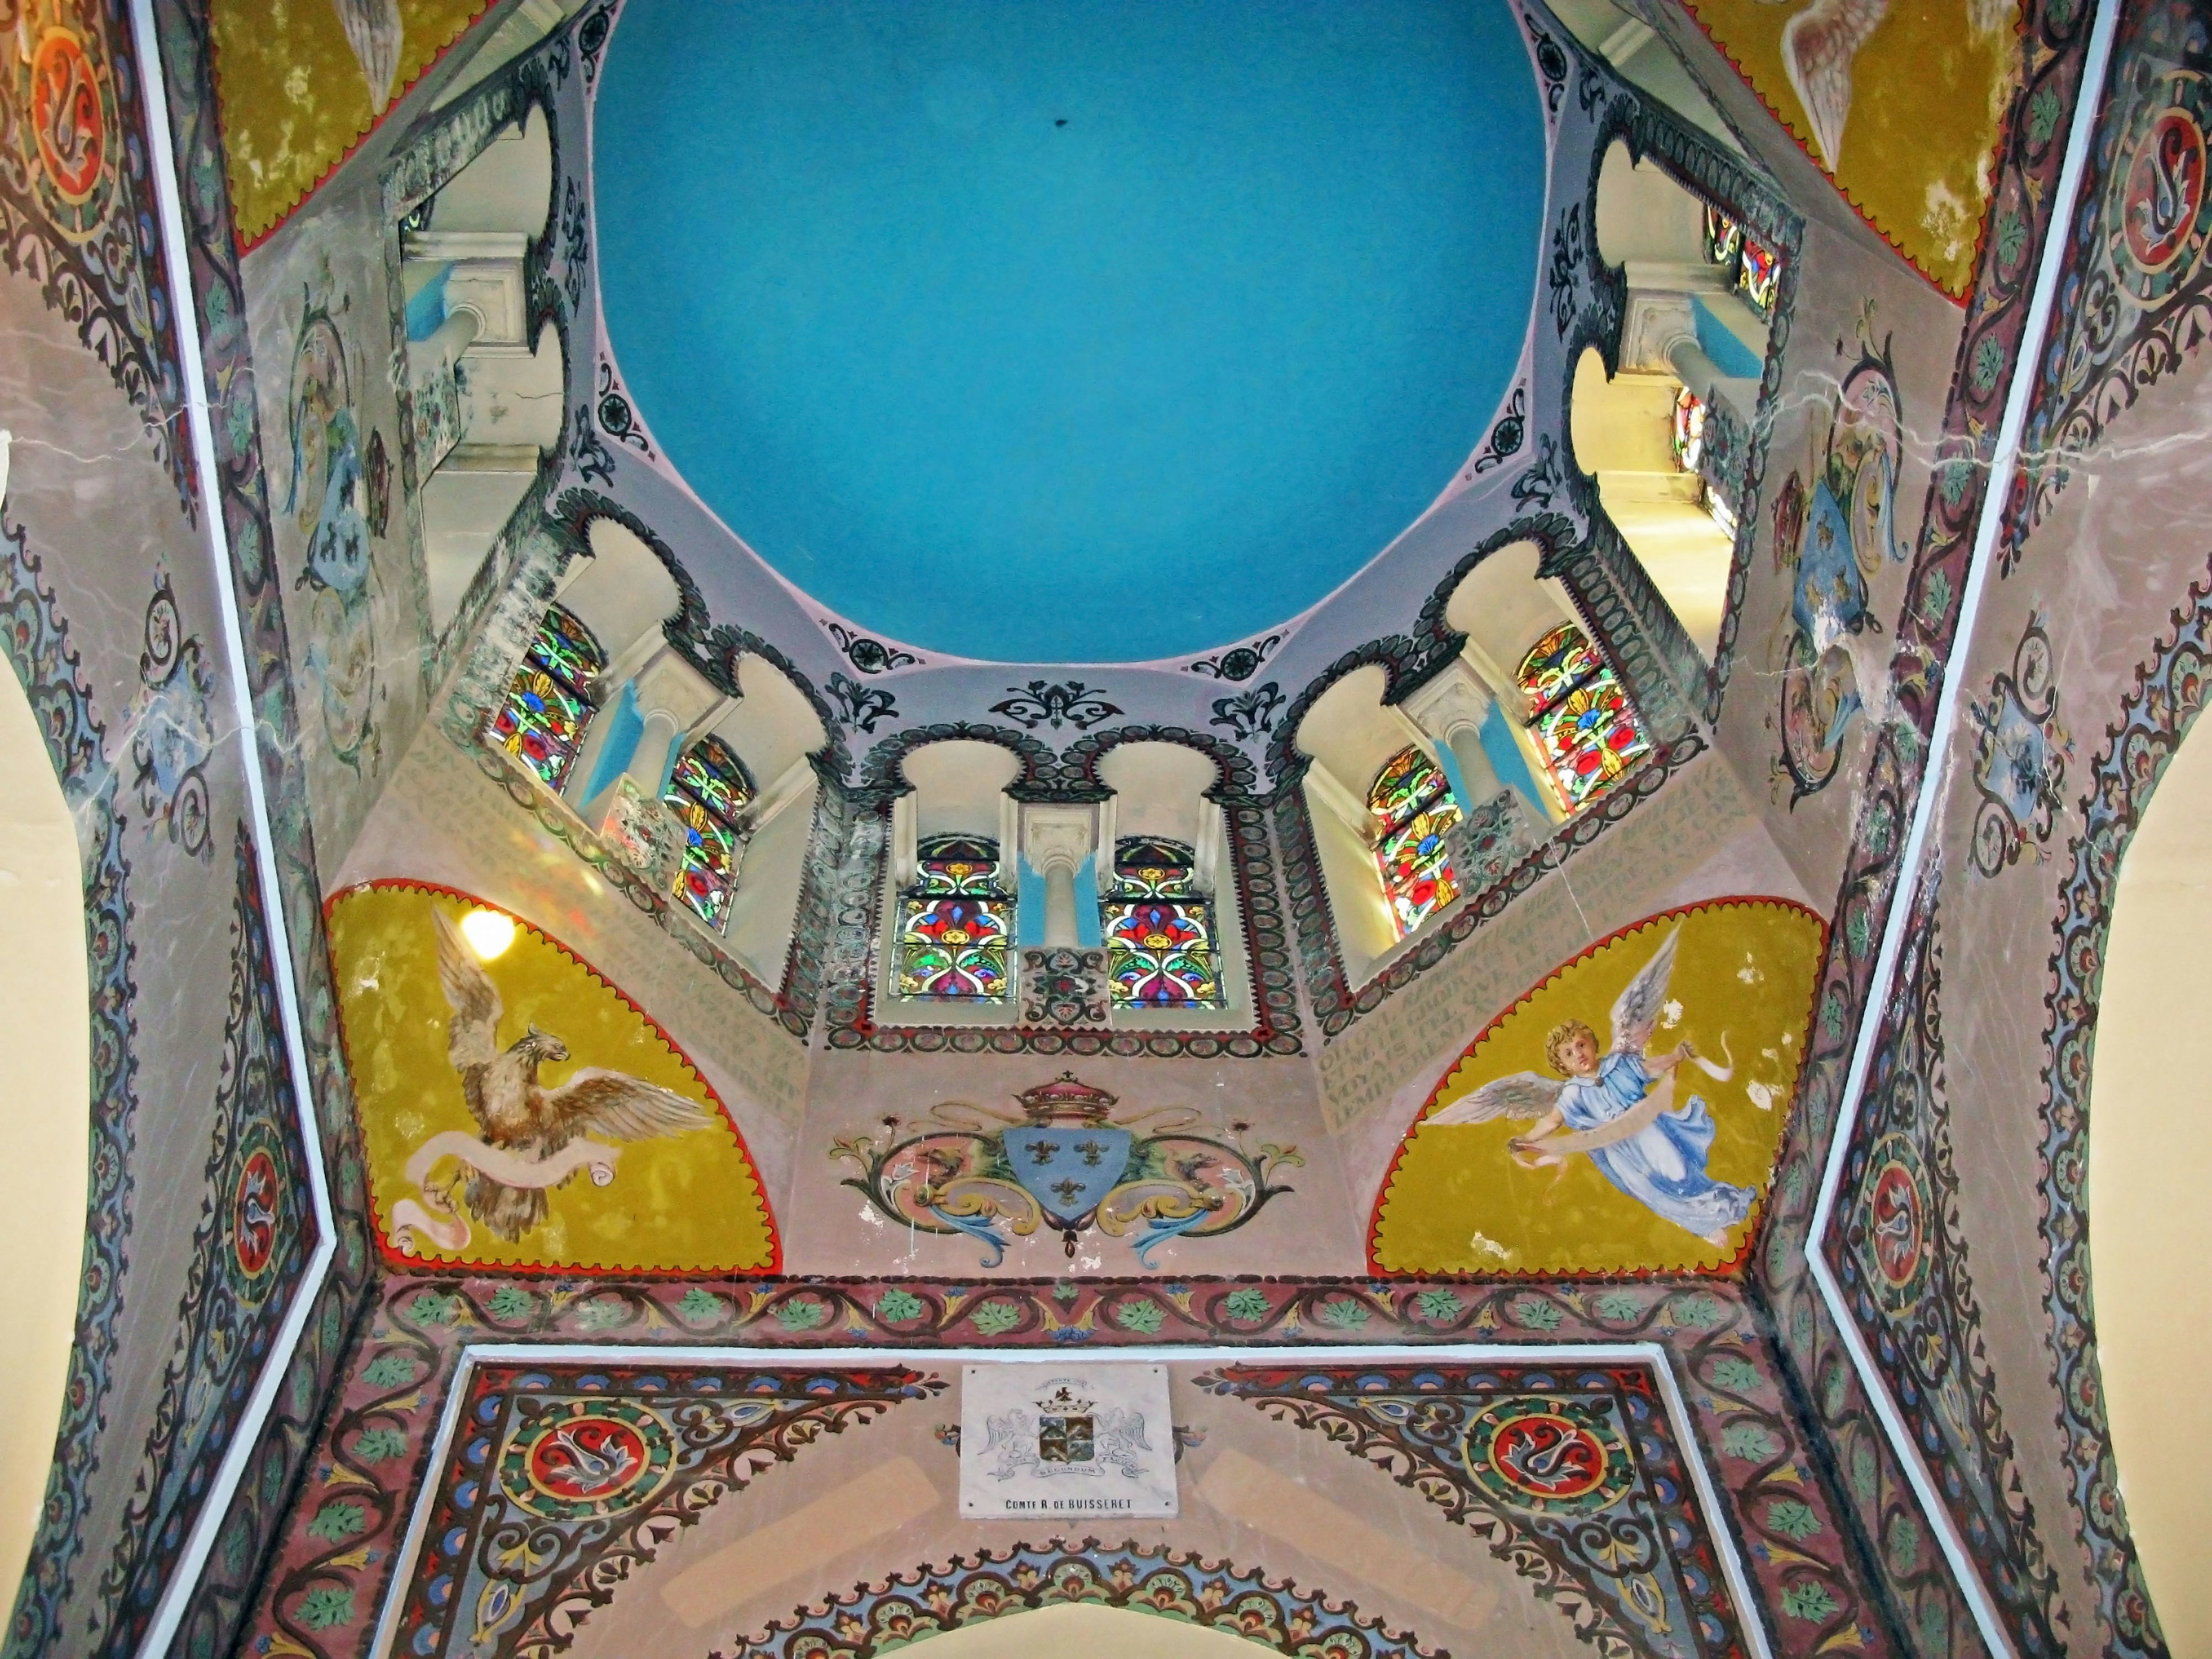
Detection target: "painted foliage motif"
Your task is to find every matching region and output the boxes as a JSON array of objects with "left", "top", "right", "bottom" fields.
[
  {"left": 1966, "top": 612, "right": 2070, "bottom": 876},
  {"left": 743, "top": 1543, "right": 1432, "bottom": 1659},
  {"left": 1831, "top": 884, "right": 2063, "bottom": 1656},
  {"left": 283, "top": 263, "right": 385, "bottom": 777},
  {"left": 832, "top": 1072, "right": 1301, "bottom": 1268},
  {"left": 95, "top": 830, "right": 313, "bottom": 1657},
  {"left": 2040, "top": 578, "right": 2212, "bottom": 1659},
  {"left": 1767, "top": 314, "right": 1905, "bottom": 804},
  {"left": 127, "top": 567, "right": 215, "bottom": 859},
  {"left": 1202, "top": 1363, "right": 1748, "bottom": 1659},
  {"left": 1676, "top": 0, "right": 2020, "bottom": 298},
  {"left": 1373, "top": 901, "right": 1823, "bottom": 1275},
  {"left": 327, "top": 883, "right": 778, "bottom": 1272},
  {"left": 0, "top": 0, "right": 185, "bottom": 492},
  {"left": 0, "top": 516, "right": 137, "bottom": 1659},
  {"left": 2012, "top": 0, "right": 2212, "bottom": 566},
  {"left": 390, "top": 1365, "right": 939, "bottom": 1659}
]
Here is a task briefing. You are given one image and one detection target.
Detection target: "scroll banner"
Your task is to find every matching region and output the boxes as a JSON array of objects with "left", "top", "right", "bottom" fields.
[{"left": 389, "top": 1131, "right": 622, "bottom": 1257}]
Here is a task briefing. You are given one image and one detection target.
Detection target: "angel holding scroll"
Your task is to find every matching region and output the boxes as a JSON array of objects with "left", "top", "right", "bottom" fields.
[{"left": 1426, "top": 929, "right": 1753, "bottom": 1245}]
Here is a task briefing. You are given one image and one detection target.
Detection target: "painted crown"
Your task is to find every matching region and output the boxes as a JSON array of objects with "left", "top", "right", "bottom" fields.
[{"left": 1016, "top": 1072, "right": 1118, "bottom": 1124}]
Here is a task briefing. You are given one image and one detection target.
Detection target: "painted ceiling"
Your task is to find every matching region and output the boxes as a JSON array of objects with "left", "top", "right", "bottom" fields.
[
  {"left": 593, "top": 0, "right": 1548, "bottom": 662},
  {"left": 11, "top": 0, "right": 2207, "bottom": 1657}
]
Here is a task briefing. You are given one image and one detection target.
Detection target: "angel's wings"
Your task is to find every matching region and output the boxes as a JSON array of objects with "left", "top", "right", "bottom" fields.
[
  {"left": 1781, "top": 0, "right": 1891, "bottom": 169},
  {"left": 1425, "top": 1071, "right": 1565, "bottom": 1126},
  {"left": 536, "top": 1068, "right": 712, "bottom": 1145},
  {"left": 1609, "top": 927, "right": 1680, "bottom": 1058},
  {"left": 432, "top": 908, "right": 502, "bottom": 1072}
]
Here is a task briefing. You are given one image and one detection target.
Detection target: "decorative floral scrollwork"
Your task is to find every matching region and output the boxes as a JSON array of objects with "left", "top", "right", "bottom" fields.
[
  {"left": 825, "top": 620, "right": 922, "bottom": 673},
  {"left": 1187, "top": 633, "right": 1281, "bottom": 681},
  {"left": 1967, "top": 612, "right": 2070, "bottom": 877},
  {"left": 1471, "top": 385, "right": 1528, "bottom": 474},
  {"left": 828, "top": 671, "right": 899, "bottom": 733},
  {"left": 1207, "top": 682, "right": 1285, "bottom": 741},
  {"left": 990, "top": 679, "right": 1123, "bottom": 733},
  {"left": 831, "top": 1073, "right": 1301, "bottom": 1268}
]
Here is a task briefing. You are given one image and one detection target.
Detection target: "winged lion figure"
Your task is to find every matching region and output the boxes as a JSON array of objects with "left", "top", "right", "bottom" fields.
[{"left": 431, "top": 908, "right": 713, "bottom": 1242}]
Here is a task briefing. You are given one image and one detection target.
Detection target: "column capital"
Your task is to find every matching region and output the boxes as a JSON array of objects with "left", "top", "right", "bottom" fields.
[{"left": 1020, "top": 804, "right": 1097, "bottom": 878}]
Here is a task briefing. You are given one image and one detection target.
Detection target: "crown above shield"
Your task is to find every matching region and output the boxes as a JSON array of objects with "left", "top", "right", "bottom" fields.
[{"left": 1016, "top": 1072, "right": 1118, "bottom": 1124}]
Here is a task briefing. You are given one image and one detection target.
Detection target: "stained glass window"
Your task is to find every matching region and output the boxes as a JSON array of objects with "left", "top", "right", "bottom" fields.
[
  {"left": 488, "top": 604, "right": 603, "bottom": 788},
  {"left": 896, "top": 835, "right": 1012, "bottom": 1001},
  {"left": 1368, "top": 748, "right": 1461, "bottom": 937},
  {"left": 1516, "top": 623, "right": 1651, "bottom": 810},
  {"left": 1672, "top": 387, "right": 1707, "bottom": 474},
  {"left": 1703, "top": 204, "right": 1743, "bottom": 271},
  {"left": 1701, "top": 203, "right": 1780, "bottom": 318},
  {"left": 664, "top": 734, "right": 755, "bottom": 930},
  {"left": 1103, "top": 838, "right": 1222, "bottom": 1009},
  {"left": 1736, "top": 237, "right": 1781, "bottom": 315}
]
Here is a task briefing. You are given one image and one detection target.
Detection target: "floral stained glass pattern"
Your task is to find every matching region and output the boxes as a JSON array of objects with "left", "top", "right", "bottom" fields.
[
  {"left": 488, "top": 606, "right": 603, "bottom": 788},
  {"left": 1368, "top": 748, "right": 1461, "bottom": 937},
  {"left": 1702, "top": 204, "right": 1781, "bottom": 318},
  {"left": 1516, "top": 624, "right": 1650, "bottom": 811},
  {"left": 664, "top": 736, "right": 754, "bottom": 929},
  {"left": 1672, "top": 387, "right": 1706, "bottom": 474},
  {"left": 1104, "top": 838, "right": 1222, "bottom": 1009},
  {"left": 897, "top": 836, "right": 1012, "bottom": 1001}
]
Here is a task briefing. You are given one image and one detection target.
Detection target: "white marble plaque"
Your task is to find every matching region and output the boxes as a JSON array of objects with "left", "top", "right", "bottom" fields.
[{"left": 959, "top": 1363, "right": 1178, "bottom": 1520}]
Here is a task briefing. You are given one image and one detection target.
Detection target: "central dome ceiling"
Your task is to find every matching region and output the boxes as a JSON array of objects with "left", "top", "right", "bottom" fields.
[{"left": 594, "top": 0, "right": 1547, "bottom": 663}]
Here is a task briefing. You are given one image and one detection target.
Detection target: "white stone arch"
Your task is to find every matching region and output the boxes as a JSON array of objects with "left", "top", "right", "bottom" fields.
[
  {"left": 698, "top": 653, "right": 830, "bottom": 979},
  {"left": 0, "top": 613, "right": 89, "bottom": 1612},
  {"left": 879, "top": 740, "right": 1024, "bottom": 1022},
  {"left": 2085, "top": 703, "right": 2212, "bottom": 1653}
]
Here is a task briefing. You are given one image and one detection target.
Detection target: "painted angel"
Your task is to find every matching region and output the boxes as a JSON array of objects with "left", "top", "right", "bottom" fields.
[{"left": 1426, "top": 929, "right": 1752, "bottom": 1245}]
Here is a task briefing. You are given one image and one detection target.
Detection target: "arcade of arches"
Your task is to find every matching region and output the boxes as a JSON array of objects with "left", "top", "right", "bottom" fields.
[{"left": 1, "top": 2, "right": 2206, "bottom": 1658}]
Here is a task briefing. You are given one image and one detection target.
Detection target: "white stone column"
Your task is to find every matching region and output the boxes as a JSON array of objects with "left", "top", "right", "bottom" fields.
[
  {"left": 1402, "top": 660, "right": 1509, "bottom": 810},
  {"left": 1023, "top": 808, "right": 1095, "bottom": 948}
]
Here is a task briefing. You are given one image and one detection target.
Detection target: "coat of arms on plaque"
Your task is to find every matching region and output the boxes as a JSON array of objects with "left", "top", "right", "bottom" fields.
[{"left": 960, "top": 1365, "right": 1178, "bottom": 1518}]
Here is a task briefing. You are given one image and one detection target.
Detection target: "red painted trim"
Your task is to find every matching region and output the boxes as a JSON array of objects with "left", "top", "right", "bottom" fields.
[
  {"left": 1363, "top": 895, "right": 1830, "bottom": 1281},
  {"left": 1671, "top": 1, "right": 2033, "bottom": 306},
  {"left": 324, "top": 878, "right": 785, "bottom": 1277},
  {"left": 217, "top": 2, "right": 501, "bottom": 255}
]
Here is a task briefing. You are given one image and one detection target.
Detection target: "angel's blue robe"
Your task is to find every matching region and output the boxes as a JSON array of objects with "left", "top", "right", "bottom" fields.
[{"left": 1559, "top": 1052, "right": 1753, "bottom": 1238}]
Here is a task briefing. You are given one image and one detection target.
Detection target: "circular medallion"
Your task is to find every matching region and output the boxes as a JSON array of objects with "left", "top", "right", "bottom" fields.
[
  {"left": 1862, "top": 1132, "right": 1934, "bottom": 1316},
  {"left": 232, "top": 1147, "right": 280, "bottom": 1280},
  {"left": 28, "top": 24, "right": 114, "bottom": 231},
  {"left": 498, "top": 1399, "right": 676, "bottom": 1521},
  {"left": 1463, "top": 1399, "right": 1633, "bottom": 1514},
  {"left": 2111, "top": 83, "right": 2212, "bottom": 303}
]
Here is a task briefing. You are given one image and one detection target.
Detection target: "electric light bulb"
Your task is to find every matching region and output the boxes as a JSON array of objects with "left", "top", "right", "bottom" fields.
[{"left": 459, "top": 908, "right": 516, "bottom": 960}]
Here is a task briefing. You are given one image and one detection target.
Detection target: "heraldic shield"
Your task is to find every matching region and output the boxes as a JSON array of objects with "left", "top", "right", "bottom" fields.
[{"left": 1006, "top": 1125, "right": 1134, "bottom": 1226}]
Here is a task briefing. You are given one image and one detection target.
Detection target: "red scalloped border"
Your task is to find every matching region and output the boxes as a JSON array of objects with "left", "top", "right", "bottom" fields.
[
  {"left": 326, "top": 878, "right": 784, "bottom": 1277},
  {"left": 214, "top": 2, "right": 501, "bottom": 254},
  {"left": 1673, "top": 0, "right": 2031, "bottom": 305},
  {"left": 1363, "top": 895, "right": 1830, "bottom": 1282}
]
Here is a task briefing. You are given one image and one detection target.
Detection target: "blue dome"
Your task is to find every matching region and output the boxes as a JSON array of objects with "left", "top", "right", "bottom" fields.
[{"left": 596, "top": 0, "right": 1547, "bottom": 662}]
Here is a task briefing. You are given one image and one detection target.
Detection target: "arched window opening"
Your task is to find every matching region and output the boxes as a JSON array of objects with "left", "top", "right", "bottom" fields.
[
  {"left": 665, "top": 734, "right": 754, "bottom": 930},
  {"left": 1103, "top": 838, "right": 1222, "bottom": 1009},
  {"left": 896, "top": 835, "right": 1013, "bottom": 1002},
  {"left": 488, "top": 604, "right": 602, "bottom": 787},
  {"left": 1516, "top": 623, "right": 1652, "bottom": 812},
  {"left": 1702, "top": 204, "right": 1781, "bottom": 317},
  {"left": 1369, "top": 747, "right": 1461, "bottom": 938}
]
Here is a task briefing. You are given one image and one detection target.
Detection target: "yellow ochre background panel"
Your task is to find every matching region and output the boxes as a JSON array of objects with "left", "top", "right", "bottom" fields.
[
  {"left": 1372, "top": 899, "right": 1825, "bottom": 1277},
  {"left": 329, "top": 884, "right": 778, "bottom": 1273}
]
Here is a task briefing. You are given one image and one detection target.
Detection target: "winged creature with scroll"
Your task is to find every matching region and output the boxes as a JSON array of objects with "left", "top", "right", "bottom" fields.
[
  {"left": 1426, "top": 929, "right": 1752, "bottom": 1245},
  {"left": 421, "top": 908, "right": 712, "bottom": 1245}
]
